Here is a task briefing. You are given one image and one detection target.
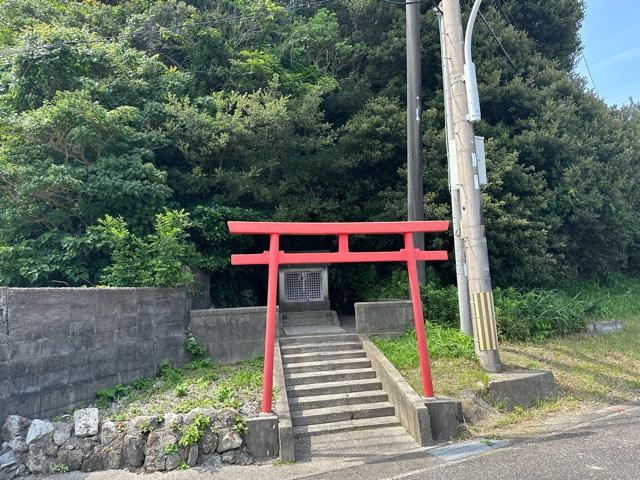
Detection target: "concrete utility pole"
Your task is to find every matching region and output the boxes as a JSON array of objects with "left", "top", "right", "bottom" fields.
[
  {"left": 406, "top": 0, "right": 426, "bottom": 284},
  {"left": 436, "top": 7, "right": 473, "bottom": 337},
  {"left": 441, "top": 0, "right": 501, "bottom": 372}
]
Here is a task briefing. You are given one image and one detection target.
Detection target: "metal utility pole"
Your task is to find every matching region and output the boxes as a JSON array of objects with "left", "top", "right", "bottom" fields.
[
  {"left": 436, "top": 6, "right": 473, "bottom": 337},
  {"left": 441, "top": 0, "right": 502, "bottom": 372},
  {"left": 406, "top": 0, "right": 426, "bottom": 284}
]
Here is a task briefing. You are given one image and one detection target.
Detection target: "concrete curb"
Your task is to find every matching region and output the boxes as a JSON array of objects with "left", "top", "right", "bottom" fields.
[
  {"left": 488, "top": 370, "right": 558, "bottom": 410},
  {"left": 586, "top": 320, "right": 623, "bottom": 335},
  {"left": 274, "top": 341, "right": 296, "bottom": 462},
  {"left": 360, "top": 335, "right": 434, "bottom": 446},
  {"left": 245, "top": 414, "right": 279, "bottom": 459}
]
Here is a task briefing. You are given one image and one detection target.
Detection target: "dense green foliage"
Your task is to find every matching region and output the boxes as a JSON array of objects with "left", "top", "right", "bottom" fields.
[
  {"left": 96, "top": 209, "right": 194, "bottom": 287},
  {"left": 493, "top": 288, "right": 591, "bottom": 340},
  {"left": 372, "top": 270, "right": 610, "bottom": 340},
  {"left": 374, "top": 276, "right": 640, "bottom": 343},
  {"left": 184, "top": 337, "right": 207, "bottom": 359},
  {"left": 1, "top": 0, "right": 639, "bottom": 299},
  {"left": 561, "top": 275, "right": 640, "bottom": 320}
]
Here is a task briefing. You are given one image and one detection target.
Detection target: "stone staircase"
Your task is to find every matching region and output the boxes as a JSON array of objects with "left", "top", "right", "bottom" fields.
[
  {"left": 281, "top": 311, "right": 339, "bottom": 327},
  {"left": 281, "top": 311, "right": 344, "bottom": 336},
  {"left": 280, "top": 333, "right": 401, "bottom": 437}
]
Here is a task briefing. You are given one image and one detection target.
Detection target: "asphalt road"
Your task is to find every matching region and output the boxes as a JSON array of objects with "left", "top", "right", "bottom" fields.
[
  {"left": 292, "top": 404, "right": 640, "bottom": 480},
  {"left": 382, "top": 405, "right": 640, "bottom": 480},
  {"left": 37, "top": 404, "right": 640, "bottom": 480}
]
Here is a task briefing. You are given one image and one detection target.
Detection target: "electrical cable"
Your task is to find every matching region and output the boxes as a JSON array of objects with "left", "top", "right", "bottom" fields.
[
  {"left": 581, "top": 52, "right": 599, "bottom": 96},
  {"left": 478, "top": 10, "right": 517, "bottom": 70},
  {"left": 493, "top": 0, "right": 517, "bottom": 28}
]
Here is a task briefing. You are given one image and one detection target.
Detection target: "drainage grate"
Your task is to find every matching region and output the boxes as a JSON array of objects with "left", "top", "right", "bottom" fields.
[{"left": 428, "top": 439, "right": 510, "bottom": 461}]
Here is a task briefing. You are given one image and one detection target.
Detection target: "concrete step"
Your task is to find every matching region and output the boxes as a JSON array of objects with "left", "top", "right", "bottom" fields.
[
  {"left": 284, "top": 357, "right": 372, "bottom": 374},
  {"left": 280, "top": 341, "right": 362, "bottom": 355},
  {"left": 282, "top": 311, "right": 337, "bottom": 326},
  {"left": 283, "top": 318, "right": 336, "bottom": 326},
  {"left": 284, "top": 368, "right": 376, "bottom": 386},
  {"left": 290, "top": 402, "right": 395, "bottom": 426},
  {"left": 279, "top": 334, "right": 359, "bottom": 346},
  {"left": 283, "top": 325, "right": 346, "bottom": 336},
  {"left": 287, "top": 378, "right": 383, "bottom": 398},
  {"left": 289, "top": 390, "right": 389, "bottom": 411},
  {"left": 293, "top": 416, "right": 401, "bottom": 437},
  {"left": 282, "top": 349, "right": 366, "bottom": 364},
  {"left": 282, "top": 311, "right": 334, "bottom": 318}
]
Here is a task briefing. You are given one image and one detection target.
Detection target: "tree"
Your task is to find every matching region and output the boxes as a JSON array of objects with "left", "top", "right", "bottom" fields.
[{"left": 1, "top": 0, "right": 639, "bottom": 299}]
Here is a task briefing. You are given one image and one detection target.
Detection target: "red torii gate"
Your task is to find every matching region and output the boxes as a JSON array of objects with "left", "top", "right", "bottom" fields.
[{"left": 228, "top": 220, "right": 449, "bottom": 413}]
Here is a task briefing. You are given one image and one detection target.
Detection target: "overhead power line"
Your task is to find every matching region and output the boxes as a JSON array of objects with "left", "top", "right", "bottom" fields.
[
  {"left": 478, "top": 10, "right": 517, "bottom": 70},
  {"left": 493, "top": 0, "right": 516, "bottom": 28},
  {"left": 581, "top": 52, "right": 599, "bottom": 96}
]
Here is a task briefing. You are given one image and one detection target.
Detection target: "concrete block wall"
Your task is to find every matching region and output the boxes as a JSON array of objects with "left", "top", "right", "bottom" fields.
[
  {"left": 189, "top": 307, "right": 278, "bottom": 364},
  {"left": 355, "top": 300, "right": 414, "bottom": 338},
  {"left": 0, "top": 288, "right": 188, "bottom": 425}
]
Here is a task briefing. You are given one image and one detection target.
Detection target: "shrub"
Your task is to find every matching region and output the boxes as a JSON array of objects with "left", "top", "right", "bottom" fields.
[
  {"left": 372, "top": 270, "right": 459, "bottom": 327},
  {"left": 215, "top": 384, "right": 240, "bottom": 409},
  {"left": 96, "top": 384, "right": 130, "bottom": 407},
  {"left": 185, "top": 338, "right": 207, "bottom": 359},
  {"left": 48, "top": 464, "right": 69, "bottom": 474},
  {"left": 131, "top": 377, "right": 154, "bottom": 391},
  {"left": 157, "top": 359, "right": 174, "bottom": 377},
  {"left": 232, "top": 416, "right": 247, "bottom": 435},
  {"left": 157, "top": 359, "right": 182, "bottom": 386},
  {"left": 164, "top": 442, "right": 178, "bottom": 455},
  {"left": 494, "top": 288, "right": 596, "bottom": 341},
  {"left": 94, "top": 209, "right": 195, "bottom": 288},
  {"left": 371, "top": 270, "right": 598, "bottom": 341},
  {"left": 174, "top": 384, "right": 188, "bottom": 397},
  {"left": 423, "top": 285, "right": 459, "bottom": 327}
]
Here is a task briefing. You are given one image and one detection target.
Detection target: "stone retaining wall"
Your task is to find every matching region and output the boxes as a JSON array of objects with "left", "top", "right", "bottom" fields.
[
  {"left": 0, "top": 407, "right": 256, "bottom": 477},
  {"left": 0, "top": 288, "right": 188, "bottom": 426}
]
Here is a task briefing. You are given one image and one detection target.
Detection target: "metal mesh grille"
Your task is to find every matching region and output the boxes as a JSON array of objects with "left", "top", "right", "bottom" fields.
[
  {"left": 428, "top": 439, "right": 509, "bottom": 461},
  {"left": 284, "top": 271, "right": 322, "bottom": 302}
]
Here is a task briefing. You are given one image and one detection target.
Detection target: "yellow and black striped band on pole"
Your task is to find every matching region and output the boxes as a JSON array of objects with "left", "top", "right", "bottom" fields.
[{"left": 471, "top": 291, "right": 499, "bottom": 351}]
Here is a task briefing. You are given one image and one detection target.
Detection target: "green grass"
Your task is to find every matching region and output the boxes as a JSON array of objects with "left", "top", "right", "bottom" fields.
[
  {"left": 370, "top": 271, "right": 635, "bottom": 341},
  {"left": 374, "top": 278, "right": 640, "bottom": 432},
  {"left": 373, "top": 323, "right": 488, "bottom": 397},
  {"left": 374, "top": 322, "right": 476, "bottom": 365},
  {"left": 96, "top": 357, "right": 266, "bottom": 421},
  {"left": 501, "top": 317, "right": 640, "bottom": 405},
  {"left": 494, "top": 287, "right": 595, "bottom": 340},
  {"left": 560, "top": 276, "right": 640, "bottom": 320}
]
